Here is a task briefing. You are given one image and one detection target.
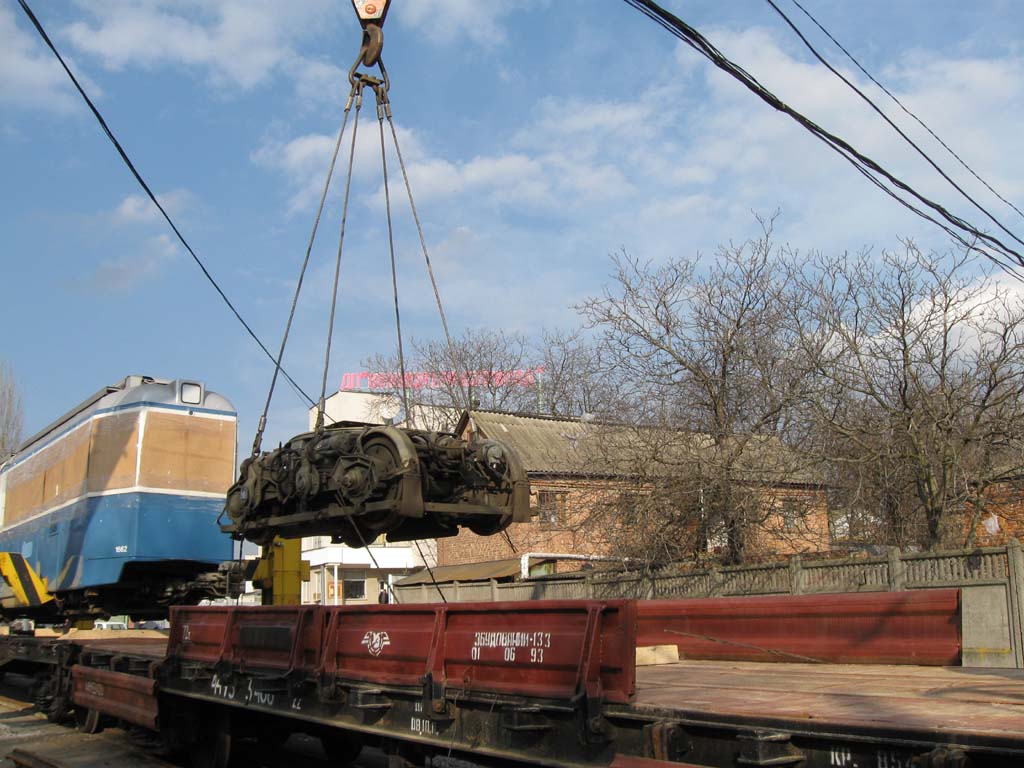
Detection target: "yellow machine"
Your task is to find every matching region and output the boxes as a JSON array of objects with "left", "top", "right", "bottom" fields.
[
  {"left": 250, "top": 538, "right": 310, "bottom": 606},
  {"left": 0, "top": 552, "right": 54, "bottom": 612}
]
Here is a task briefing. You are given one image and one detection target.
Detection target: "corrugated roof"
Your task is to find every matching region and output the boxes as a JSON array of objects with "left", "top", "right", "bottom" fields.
[
  {"left": 396, "top": 557, "right": 545, "bottom": 586},
  {"left": 457, "top": 409, "right": 820, "bottom": 484},
  {"left": 462, "top": 411, "right": 591, "bottom": 474}
]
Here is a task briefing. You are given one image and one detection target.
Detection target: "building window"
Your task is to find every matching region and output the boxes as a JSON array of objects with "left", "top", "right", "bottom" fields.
[
  {"left": 780, "top": 497, "right": 803, "bottom": 532},
  {"left": 535, "top": 489, "right": 567, "bottom": 524},
  {"left": 343, "top": 571, "right": 367, "bottom": 601}
]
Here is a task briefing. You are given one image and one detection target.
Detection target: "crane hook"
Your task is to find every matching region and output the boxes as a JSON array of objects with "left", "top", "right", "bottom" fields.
[{"left": 360, "top": 23, "right": 384, "bottom": 67}]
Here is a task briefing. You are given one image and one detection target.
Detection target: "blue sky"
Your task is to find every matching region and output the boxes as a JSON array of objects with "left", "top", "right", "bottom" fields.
[{"left": 2, "top": 0, "right": 1023, "bottom": 450}]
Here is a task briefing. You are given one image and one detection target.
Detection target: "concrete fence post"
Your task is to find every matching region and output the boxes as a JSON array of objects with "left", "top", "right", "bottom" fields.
[
  {"left": 490, "top": 578, "right": 499, "bottom": 602},
  {"left": 421, "top": 583, "right": 428, "bottom": 603},
  {"left": 453, "top": 581, "right": 461, "bottom": 601},
  {"left": 1005, "top": 539, "right": 1024, "bottom": 668},
  {"left": 888, "top": 547, "right": 906, "bottom": 591},
  {"left": 789, "top": 556, "right": 803, "bottom": 595}
]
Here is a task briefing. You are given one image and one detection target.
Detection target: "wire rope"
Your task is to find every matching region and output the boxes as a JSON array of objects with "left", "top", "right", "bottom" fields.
[
  {"left": 252, "top": 94, "right": 356, "bottom": 454},
  {"left": 383, "top": 95, "right": 471, "bottom": 408},
  {"left": 376, "top": 90, "right": 412, "bottom": 424},
  {"left": 315, "top": 89, "right": 365, "bottom": 433}
]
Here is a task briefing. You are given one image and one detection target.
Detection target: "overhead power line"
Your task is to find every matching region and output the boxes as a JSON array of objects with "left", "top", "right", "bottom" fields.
[
  {"left": 783, "top": 0, "right": 1024, "bottom": 223},
  {"left": 764, "top": 0, "right": 1024, "bottom": 249},
  {"left": 621, "top": 0, "right": 1024, "bottom": 278},
  {"left": 16, "top": 0, "right": 316, "bottom": 408}
]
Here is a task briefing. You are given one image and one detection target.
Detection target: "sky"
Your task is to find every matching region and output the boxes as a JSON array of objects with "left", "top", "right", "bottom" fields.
[{"left": 2, "top": 0, "right": 1023, "bottom": 452}]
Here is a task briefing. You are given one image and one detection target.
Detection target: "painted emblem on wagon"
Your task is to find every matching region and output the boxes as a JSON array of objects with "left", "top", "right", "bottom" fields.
[{"left": 362, "top": 630, "right": 391, "bottom": 656}]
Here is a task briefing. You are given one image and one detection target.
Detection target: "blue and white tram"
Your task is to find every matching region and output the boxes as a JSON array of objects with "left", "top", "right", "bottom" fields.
[{"left": 0, "top": 375, "right": 236, "bottom": 616}]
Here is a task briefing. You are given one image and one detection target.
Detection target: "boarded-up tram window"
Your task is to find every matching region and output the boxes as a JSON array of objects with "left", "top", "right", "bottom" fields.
[
  {"left": 87, "top": 412, "right": 141, "bottom": 492},
  {"left": 139, "top": 412, "right": 235, "bottom": 493}
]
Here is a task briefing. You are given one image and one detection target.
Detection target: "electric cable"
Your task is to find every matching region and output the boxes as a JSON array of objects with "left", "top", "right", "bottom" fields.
[
  {"left": 785, "top": 0, "right": 1024, "bottom": 222},
  {"left": 16, "top": 0, "right": 317, "bottom": 410},
  {"left": 621, "top": 0, "right": 1024, "bottom": 277},
  {"left": 764, "top": 0, "right": 1024, "bottom": 249}
]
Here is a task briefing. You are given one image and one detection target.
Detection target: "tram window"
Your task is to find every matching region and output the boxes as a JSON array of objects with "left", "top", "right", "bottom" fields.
[{"left": 180, "top": 382, "right": 202, "bottom": 405}]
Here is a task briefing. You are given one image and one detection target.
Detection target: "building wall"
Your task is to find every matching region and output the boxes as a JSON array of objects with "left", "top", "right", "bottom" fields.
[
  {"left": 439, "top": 476, "right": 832, "bottom": 568},
  {"left": 299, "top": 537, "right": 436, "bottom": 605}
]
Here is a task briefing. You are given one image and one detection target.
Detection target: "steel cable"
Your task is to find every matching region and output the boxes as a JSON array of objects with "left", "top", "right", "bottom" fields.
[
  {"left": 376, "top": 91, "right": 412, "bottom": 424},
  {"left": 383, "top": 94, "right": 470, "bottom": 408},
  {"left": 252, "top": 92, "right": 357, "bottom": 454},
  {"left": 316, "top": 88, "right": 365, "bottom": 433}
]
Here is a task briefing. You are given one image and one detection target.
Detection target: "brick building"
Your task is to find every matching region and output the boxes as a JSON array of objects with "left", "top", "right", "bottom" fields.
[{"left": 437, "top": 410, "right": 831, "bottom": 570}]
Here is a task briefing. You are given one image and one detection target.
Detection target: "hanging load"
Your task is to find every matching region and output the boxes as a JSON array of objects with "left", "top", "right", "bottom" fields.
[{"left": 222, "top": 424, "right": 530, "bottom": 546}]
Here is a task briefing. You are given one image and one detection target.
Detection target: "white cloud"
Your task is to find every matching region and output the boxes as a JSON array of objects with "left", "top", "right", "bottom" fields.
[
  {"left": 253, "top": 22, "right": 1024, "bottom": 337},
  {"left": 253, "top": 123, "right": 432, "bottom": 213},
  {"left": 79, "top": 233, "right": 180, "bottom": 293},
  {"left": 112, "top": 189, "right": 193, "bottom": 223},
  {"left": 0, "top": 4, "right": 94, "bottom": 113},
  {"left": 62, "top": 0, "right": 339, "bottom": 95},
  {"left": 393, "top": 0, "right": 541, "bottom": 48}
]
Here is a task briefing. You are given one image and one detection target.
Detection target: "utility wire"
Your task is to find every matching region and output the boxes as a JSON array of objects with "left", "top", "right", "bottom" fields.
[
  {"left": 785, "top": 0, "right": 1024, "bottom": 222},
  {"left": 764, "top": 0, "right": 1024, "bottom": 249},
  {"left": 16, "top": 0, "right": 316, "bottom": 408},
  {"left": 621, "top": 0, "right": 1024, "bottom": 277}
]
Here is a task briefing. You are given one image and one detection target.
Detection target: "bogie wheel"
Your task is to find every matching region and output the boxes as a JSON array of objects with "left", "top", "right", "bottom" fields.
[
  {"left": 355, "top": 436, "right": 404, "bottom": 536},
  {"left": 190, "top": 709, "right": 232, "bottom": 768},
  {"left": 75, "top": 707, "right": 102, "bottom": 734},
  {"left": 321, "top": 732, "right": 362, "bottom": 765}
]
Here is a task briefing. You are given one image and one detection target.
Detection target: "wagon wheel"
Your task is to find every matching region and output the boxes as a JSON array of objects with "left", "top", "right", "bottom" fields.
[
  {"left": 190, "top": 708, "right": 231, "bottom": 768},
  {"left": 321, "top": 732, "right": 362, "bottom": 765},
  {"left": 75, "top": 706, "right": 102, "bottom": 734}
]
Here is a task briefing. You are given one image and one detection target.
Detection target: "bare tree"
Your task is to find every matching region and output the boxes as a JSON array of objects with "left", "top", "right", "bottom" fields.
[
  {"left": 579, "top": 223, "right": 820, "bottom": 564},
  {"left": 536, "top": 328, "right": 620, "bottom": 418},
  {"left": 800, "top": 243, "right": 1024, "bottom": 549},
  {"left": 366, "top": 329, "right": 543, "bottom": 430},
  {"left": 0, "top": 360, "right": 23, "bottom": 458}
]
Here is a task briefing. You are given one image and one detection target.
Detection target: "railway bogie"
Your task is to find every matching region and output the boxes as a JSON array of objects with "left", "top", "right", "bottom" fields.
[{"left": 222, "top": 423, "right": 531, "bottom": 546}]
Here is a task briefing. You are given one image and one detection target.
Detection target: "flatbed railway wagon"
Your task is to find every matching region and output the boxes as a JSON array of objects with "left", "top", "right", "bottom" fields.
[{"left": 9, "top": 588, "right": 1023, "bottom": 768}]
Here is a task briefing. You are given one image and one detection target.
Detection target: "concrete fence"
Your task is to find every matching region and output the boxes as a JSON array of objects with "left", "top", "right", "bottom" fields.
[{"left": 395, "top": 540, "right": 1024, "bottom": 667}]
